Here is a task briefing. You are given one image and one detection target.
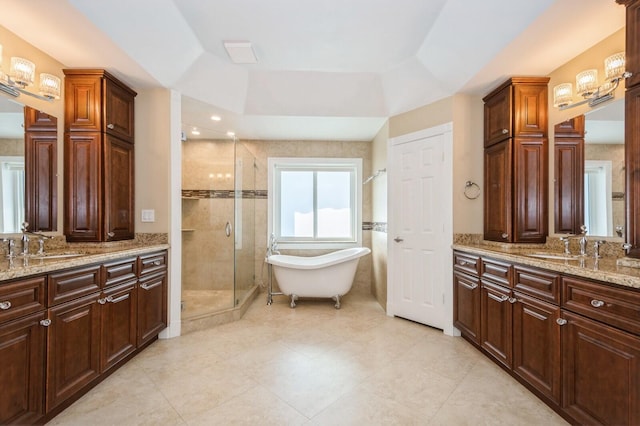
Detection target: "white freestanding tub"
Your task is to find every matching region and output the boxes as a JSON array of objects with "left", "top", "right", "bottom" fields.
[{"left": 266, "top": 247, "right": 371, "bottom": 308}]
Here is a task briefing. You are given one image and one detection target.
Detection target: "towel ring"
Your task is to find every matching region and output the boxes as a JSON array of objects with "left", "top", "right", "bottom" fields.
[{"left": 464, "top": 181, "right": 480, "bottom": 200}]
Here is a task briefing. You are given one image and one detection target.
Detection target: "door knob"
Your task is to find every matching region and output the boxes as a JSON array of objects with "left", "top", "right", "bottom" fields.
[{"left": 393, "top": 237, "right": 404, "bottom": 243}]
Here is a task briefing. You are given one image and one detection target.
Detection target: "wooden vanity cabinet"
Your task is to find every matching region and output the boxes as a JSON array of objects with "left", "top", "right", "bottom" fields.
[
  {"left": 137, "top": 251, "right": 168, "bottom": 346},
  {"left": 63, "top": 69, "right": 136, "bottom": 243},
  {"left": 562, "top": 310, "right": 640, "bottom": 425},
  {"left": 483, "top": 77, "right": 549, "bottom": 243},
  {"left": 454, "top": 249, "right": 640, "bottom": 424},
  {"left": 0, "top": 276, "right": 48, "bottom": 425},
  {"left": 453, "top": 252, "right": 481, "bottom": 344}
]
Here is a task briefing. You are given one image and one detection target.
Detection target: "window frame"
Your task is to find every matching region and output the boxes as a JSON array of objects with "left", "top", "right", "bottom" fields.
[{"left": 268, "top": 157, "right": 362, "bottom": 250}]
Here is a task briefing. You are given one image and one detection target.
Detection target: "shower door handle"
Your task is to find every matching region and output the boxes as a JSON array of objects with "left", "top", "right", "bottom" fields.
[
  {"left": 394, "top": 237, "right": 404, "bottom": 243},
  {"left": 225, "top": 222, "right": 232, "bottom": 237}
]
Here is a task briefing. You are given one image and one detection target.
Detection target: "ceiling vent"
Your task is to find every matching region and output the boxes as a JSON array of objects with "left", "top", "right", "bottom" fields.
[{"left": 223, "top": 41, "right": 258, "bottom": 64}]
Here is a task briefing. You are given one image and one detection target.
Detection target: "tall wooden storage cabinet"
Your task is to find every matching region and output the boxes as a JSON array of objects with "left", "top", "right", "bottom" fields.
[
  {"left": 24, "top": 107, "right": 58, "bottom": 232},
  {"left": 483, "top": 77, "right": 549, "bottom": 243},
  {"left": 63, "top": 70, "right": 136, "bottom": 242}
]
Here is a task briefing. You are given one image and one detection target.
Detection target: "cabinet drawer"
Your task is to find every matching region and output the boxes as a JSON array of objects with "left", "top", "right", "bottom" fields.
[
  {"left": 139, "top": 252, "right": 167, "bottom": 276},
  {"left": 481, "top": 258, "right": 512, "bottom": 287},
  {"left": 103, "top": 257, "right": 137, "bottom": 288},
  {"left": 453, "top": 251, "right": 479, "bottom": 276},
  {"left": 48, "top": 265, "right": 102, "bottom": 306},
  {"left": 0, "top": 276, "right": 46, "bottom": 324},
  {"left": 514, "top": 265, "right": 559, "bottom": 304},
  {"left": 562, "top": 276, "right": 640, "bottom": 336}
]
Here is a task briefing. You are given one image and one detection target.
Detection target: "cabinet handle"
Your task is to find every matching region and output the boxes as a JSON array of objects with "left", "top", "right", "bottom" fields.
[
  {"left": 501, "top": 233, "right": 508, "bottom": 239},
  {"left": 488, "top": 292, "right": 509, "bottom": 303},
  {"left": 97, "top": 297, "right": 107, "bottom": 305},
  {"left": 153, "top": 260, "right": 161, "bottom": 266},
  {"left": 508, "top": 297, "right": 517, "bottom": 304},
  {"left": 0, "top": 301, "right": 11, "bottom": 310},
  {"left": 40, "top": 319, "right": 51, "bottom": 327},
  {"left": 556, "top": 318, "right": 567, "bottom": 326},
  {"left": 107, "top": 123, "right": 115, "bottom": 130},
  {"left": 140, "top": 283, "right": 153, "bottom": 291},
  {"left": 106, "top": 294, "right": 130, "bottom": 303},
  {"left": 461, "top": 281, "right": 478, "bottom": 290},
  {"left": 458, "top": 260, "right": 468, "bottom": 266},
  {"left": 501, "top": 128, "right": 508, "bottom": 134},
  {"left": 590, "top": 299, "right": 605, "bottom": 308},
  {"left": 107, "top": 232, "right": 115, "bottom": 238}
]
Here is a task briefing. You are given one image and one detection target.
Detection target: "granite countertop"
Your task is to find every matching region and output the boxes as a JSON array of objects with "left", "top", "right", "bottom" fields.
[
  {"left": 452, "top": 242, "right": 640, "bottom": 290},
  {"left": 0, "top": 243, "right": 170, "bottom": 281}
]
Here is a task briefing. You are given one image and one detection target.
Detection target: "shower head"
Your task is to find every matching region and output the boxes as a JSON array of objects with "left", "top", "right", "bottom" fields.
[{"left": 363, "top": 168, "right": 386, "bottom": 185}]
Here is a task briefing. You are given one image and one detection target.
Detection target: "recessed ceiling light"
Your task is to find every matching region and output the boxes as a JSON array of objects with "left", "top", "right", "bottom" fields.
[
  {"left": 210, "top": 115, "right": 221, "bottom": 121},
  {"left": 226, "top": 131, "right": 235, "bottom": 137},
  {"left": 191, "top": 128, "right": 200, "bottom": 135},
  {"left": 223, "top": 41, "right": 257, "bottom": 64}
]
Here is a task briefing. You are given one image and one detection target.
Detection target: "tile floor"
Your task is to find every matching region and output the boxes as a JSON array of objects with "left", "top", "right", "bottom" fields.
[{"left": 47, "top": 293, "right": 568, "bottom": 425}]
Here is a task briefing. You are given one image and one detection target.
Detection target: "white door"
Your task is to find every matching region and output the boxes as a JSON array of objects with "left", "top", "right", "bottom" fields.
[{"left": 388, "top": 124, "right": 453, "bottom": 333}]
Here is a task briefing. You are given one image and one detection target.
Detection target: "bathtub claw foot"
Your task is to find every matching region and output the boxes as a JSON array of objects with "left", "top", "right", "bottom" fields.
[
  {"left": 290, "top": 294, "right": 298, "bottom": 308},
  {"left": 333, "top": 295, "right": 341, "bottom": 309}
]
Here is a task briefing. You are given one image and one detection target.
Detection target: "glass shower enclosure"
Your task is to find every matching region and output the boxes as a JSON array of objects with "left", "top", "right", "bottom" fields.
[{"left": 181, "top": 136, "right": 256, "bottom": 320}]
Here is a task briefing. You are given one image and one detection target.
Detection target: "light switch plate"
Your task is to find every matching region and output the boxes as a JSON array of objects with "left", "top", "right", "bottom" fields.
[{"left": 141, "top": 209, "right": 155, "bottom": 223}]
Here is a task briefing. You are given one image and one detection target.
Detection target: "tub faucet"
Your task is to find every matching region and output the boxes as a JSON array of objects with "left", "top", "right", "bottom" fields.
[{"left": 267, "top": 233, "right": 280, "bottom": 257}]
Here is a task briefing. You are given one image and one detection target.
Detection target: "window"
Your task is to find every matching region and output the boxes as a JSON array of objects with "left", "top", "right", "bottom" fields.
[{"left": 268, "top": 157, "right": 362, "bottom": 249}]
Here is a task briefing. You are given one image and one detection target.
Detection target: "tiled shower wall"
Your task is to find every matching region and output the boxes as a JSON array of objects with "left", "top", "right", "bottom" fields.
[{"left": 181, "top": 140, "right": 256, "bottom": 301}]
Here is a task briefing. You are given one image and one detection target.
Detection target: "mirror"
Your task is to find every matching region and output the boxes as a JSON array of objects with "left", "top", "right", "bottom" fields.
[
  {"left": 0, "top": 97, "right": 26, "bottom": 233},
  {"left": 0, "top": 96, "right": 58, "bottom": 234},
  {"left": 584, "top": 99, "right": 625, "bottom": 238},
  {"left": 554, "top": 98, "right": 625, "bottom": 238}
]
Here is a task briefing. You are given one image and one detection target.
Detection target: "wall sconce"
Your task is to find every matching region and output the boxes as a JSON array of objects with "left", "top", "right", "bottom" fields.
[
  {"left": 553, "top": 52, "right": 632, "bottom": 111},
  {"left": 0, "top": 44, "right": 61, "bottom": 101}
]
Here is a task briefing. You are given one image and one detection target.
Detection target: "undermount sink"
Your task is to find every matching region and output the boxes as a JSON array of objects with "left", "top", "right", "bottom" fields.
[
  {"left": 526, "top": 253, "right": 581, "bottom": 261},
  {"left": 31, "top": 252, "right": 85, "bottom": 260}
]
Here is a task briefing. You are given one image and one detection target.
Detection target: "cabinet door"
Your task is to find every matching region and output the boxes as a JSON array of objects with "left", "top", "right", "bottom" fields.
[
  {"left": 64, "top": 74, "right": 102, "bottom": 132},
  {"left": 64, "top": 132, "right": 102, "bottom": 242},
  {"left": 625, "top": 1, "right": 640, "bottom": 89},
  {"left": 137, "top": 271, "right": 167, "bottom": 346},
  {"left": 513, "top": 83, "right": 547, "bottom": 138},
  {"left": 562, "top": 311, "right": 640, "bottom": 425},
  {"left": 0, "top": 312, "right": 46, "bottom": 425},
  {"left": 626, "top": 84, "right": 640, "bottom": 256},
  {"left": 484, "top": 140, "right": 512, "bottom": 242},
  {"left": 25, "top": 131, "right": 57, "bottom": 232},
  {"left": 554, "top": 137, "right": 584, "bottom": 235},
  {"left": 513, "top": 138, "right": 547, "bottom": 243},
  {"left": 484, "top": 84, "right": 512, "bottom": 147},
  {"left": 480, "top": 280, "right": 512, "bottom": 369},
  {"left": 104, "top": 78, "right": 135, "bottom": 143},
  {"left": 104, "top": 136, "right": 134, "bottom": 241},
  {"left": 512, "top": 292, "right": 561, "bottom": 404},
  {"left": 101, "top": 281, "right": 137, "bottom": 372},
  {"left": 24, "top": 107, "right": 57, "bottom": 132},
  {"left": 46, "top": 293, "right": 101, "bottom": 411},
  {"left": 453, "top": 271, "right": 481, "bottom": 344}
]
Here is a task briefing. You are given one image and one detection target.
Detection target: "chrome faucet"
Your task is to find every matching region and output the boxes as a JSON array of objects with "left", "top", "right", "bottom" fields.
[
  {"left": 578, "top": 225, "right": 588, "bottom": 256},
  {"left": 2, "top": 238, "right": 15, "bottom": 258},
  {"left": 559, "top": 236, "right": 571, "bottom": 255},
  {"left": 594, "top": 240, "right": 606, "bottom": 259},
  {"left": 20, "top": 222, "right": 30, "bottom": 256}
]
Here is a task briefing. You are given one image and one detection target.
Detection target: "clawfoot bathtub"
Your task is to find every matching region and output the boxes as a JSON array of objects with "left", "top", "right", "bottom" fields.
[{"left": 266, "top": 247, "right": 371, "bottom": 308}]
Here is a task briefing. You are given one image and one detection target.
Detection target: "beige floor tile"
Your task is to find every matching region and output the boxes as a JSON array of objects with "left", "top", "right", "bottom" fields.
[{"left": 46, "top": 293, "right": 567, "bottom": 426}]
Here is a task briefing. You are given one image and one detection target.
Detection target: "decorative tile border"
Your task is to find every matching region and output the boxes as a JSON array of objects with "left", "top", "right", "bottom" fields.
[{"left": 182, "top": 189, "right": 268, "bottom": 199}]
